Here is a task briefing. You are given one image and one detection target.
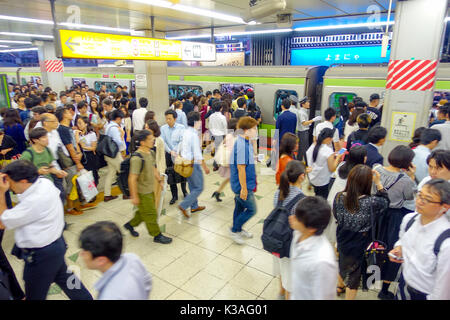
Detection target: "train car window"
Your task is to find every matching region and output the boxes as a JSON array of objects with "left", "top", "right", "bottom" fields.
[
  {"left": 94, "top": 81, "right": 119, "bottom": 92},
  {"left": 274, "top": 90, "right": 298, "bottom": 120},
  {"left": 220, "top": 83, "right": 254, "bottom": 98},
  {"left": 72, "top": 78, "right": 86, "bottom": 86},
  {"left": 169, "top": 85, "right": 203, "bottom": 100},
  {"left": 329, "top": 92, "right": 357, "bottom": 119}
]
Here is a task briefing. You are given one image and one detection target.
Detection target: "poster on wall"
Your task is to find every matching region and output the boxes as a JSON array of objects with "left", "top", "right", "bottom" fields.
[
  {"left": 201, "top": 52, "right": 245, "bottom": 67},
  {"left": 389, "top": 111, "right": 417, "bottom": 142}
]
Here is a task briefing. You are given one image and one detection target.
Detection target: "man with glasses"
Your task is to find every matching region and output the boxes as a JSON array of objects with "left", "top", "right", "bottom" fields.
[{"left": 389, "top": 179, "right": 450, "bottom": 300}]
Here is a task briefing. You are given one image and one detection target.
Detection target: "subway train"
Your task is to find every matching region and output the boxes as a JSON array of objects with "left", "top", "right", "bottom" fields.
[{"left": 3, "top": 64, "right": 450, "bottom": 136}]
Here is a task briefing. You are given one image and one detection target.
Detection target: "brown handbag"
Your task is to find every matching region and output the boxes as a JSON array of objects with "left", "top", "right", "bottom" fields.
[{"left": 174, "top": 154, "right": 194, "bottom": 178}]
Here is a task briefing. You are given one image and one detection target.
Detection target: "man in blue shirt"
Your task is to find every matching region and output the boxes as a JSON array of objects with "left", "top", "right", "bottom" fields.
[
  {"left": 412, "top": 128, "right": 442, "bottom": 183},
  {"left": 276, "top": 98, "right": 297, "bottom": 143},
  {"left": 160, "top": 109, "right": 188, "bottom": 205},
  {"left": 177, "top": 112, "right": 210, "bottom": 218},
  {"left": 174, "top": 101, "right": 187, "bottom": 128},
  {"left": 366, "top": 93, "right": 382, "bottom": 128},
  {"left": 80, "top": 221, "right": 152, "bottom": 300},
  {"left": 230, "top": 116, "right": 259, "bottom": 245},
  {"left": 365, "top": 126, "right": 387, "bottom": 167}
]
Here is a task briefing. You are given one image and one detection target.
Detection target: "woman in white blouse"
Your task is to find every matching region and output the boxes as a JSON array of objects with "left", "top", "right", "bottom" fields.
[{"left": 75, "top": 116, "right": 99, "bottom": 186}]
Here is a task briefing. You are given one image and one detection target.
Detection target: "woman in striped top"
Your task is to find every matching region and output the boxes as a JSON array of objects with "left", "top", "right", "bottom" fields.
[{"left": 272, "top": 160, "right": 306, "bottom": 300}]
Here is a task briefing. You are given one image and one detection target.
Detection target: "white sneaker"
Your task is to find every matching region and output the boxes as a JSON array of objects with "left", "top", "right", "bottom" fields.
[
  {"left": 230, "top": 231, "right": 245, "bottom": 245},
  {"left": 239, "top": 229, "right": 253, "bottom": 239}
]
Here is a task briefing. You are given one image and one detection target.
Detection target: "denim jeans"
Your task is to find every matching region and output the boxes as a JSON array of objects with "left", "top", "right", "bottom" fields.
[
  {"left": 231, "top": 191, "right": 257, "bottom": 233},
  {"left": 180, "top": 164, "right": 204, "bottom": 210}
]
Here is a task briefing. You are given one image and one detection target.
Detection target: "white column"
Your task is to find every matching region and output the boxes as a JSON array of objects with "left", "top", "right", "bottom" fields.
[
  {"left": 380, "top": 0, "right": 448, "bottom": 157},
  {"left": 132, "top": 30, "right": 169, "bottom": 124}
]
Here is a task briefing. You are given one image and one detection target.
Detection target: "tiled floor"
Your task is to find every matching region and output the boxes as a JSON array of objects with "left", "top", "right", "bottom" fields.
[{"left": 1, "top": 161, "right": 381, "bottom": 300}]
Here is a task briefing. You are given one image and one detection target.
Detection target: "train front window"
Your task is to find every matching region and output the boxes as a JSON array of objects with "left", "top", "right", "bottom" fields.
[
  {"left": 220, "top": 84, "right": 254, "bottom": 98},
  {"left": 94, "top": 81, "right": 119, "bottom": 92},
  {"left": 329, "top": 92, "right": 357, "bottom": 121},
  {"left": 169, "top": 85, "right": 203, "bottom": 100},
  {"left": 274, "top": 90, "right": 298, "bottom": 120}
]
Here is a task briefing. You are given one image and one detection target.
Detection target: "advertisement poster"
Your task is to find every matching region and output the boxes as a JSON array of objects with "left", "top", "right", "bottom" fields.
[{"left": 201, "top": 52, "right": 245, "bottom": 67}]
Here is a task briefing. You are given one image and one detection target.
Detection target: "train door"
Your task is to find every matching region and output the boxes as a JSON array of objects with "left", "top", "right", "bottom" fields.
[
  {"left": 168, "top": 84, "right": 203, "bottom": 100},
  {"left": 94, "top": 81, "right": 120, "bottom": 92},
  {"left": 328, "top": 92, "right": 357, "bottom": 125},
  {"left": 0, "top": 74, "right": 11, "bottom": 108}
]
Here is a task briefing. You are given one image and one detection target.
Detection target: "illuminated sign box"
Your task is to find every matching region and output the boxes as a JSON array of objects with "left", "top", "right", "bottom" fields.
[
  {"left": 58, "top": 29, "right": 216, "bottom": 62},
  {"left": 291, "top": 45, "right": 391, "bottom": 66}
]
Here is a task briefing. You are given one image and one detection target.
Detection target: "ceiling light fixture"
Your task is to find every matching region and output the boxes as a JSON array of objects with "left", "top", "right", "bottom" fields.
[
  {"left": 0, "top": 14, "right": 53, "bottom": 25},
  {"left": 0, "top": 47, "right": 38, "bottom": 53},
  {"left": 0, "top": 32, "right": 53, "bottom": 39},
  {"left": 128, "top": 0, "right": 246, "bottom": 24},
  {"left": 294, "top": 21, "right": 395, "bottom": 31},
  {"left": 0, "top": 40, "right": 32, "bottom": 44},
  {"left": 167, "top": 28, "right": 292, "bottom": 40}
]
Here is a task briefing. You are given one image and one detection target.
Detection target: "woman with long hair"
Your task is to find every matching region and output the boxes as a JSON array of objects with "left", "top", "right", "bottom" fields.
[
  {"left": 211, "top": 118, "right": 238, "bottom": 202},
  {"left": 272, "top": 160, "right": 306, "bottom": 300},
  {"left": 76, "top": 116, "right": 100, "bottom": 186},
  {"left": 199, "top": 97, "right": 209, "bottom": 138},
  {"left": 120, "top": 106, "right": 132, "bottom": 154},
  {"left": 373, "top": 145, "right": 417, "bottom": 300},
  {"left": 343, "top": 106, "right": 364, "bottom": 140},
  {"left": 325, "top": 145, "right": 367, "bottom": 244},
  {"left": 409, "top": 127, "right": 426, "bottom": 149},
  {"left": 334, "top": 165, "right": 389, "bottom": 300},
  {"left": 3, "top": 109, "right": 26, "bottom": 155},
  {"left": 275, "top": 132, "right": 298, "bottom": 185},
  {"left": 306, "top": 128, "right": 344, "bottom": 199}
]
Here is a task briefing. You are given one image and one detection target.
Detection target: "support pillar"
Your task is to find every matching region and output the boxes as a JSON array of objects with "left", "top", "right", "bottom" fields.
[
  {"left": 380, "top": 0, "right": 448, "bottom": 157},
  {"left": 35, "top": 41, "right": 66, "bottom": 93},
  {"left": 132, "top": 30, "right": 169, "bottom": 123}
]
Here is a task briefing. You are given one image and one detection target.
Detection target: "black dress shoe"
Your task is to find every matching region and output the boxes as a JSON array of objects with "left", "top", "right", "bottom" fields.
[
  {"left": 211, "top": 191, "right": 222, "bottom": 202},
  {"left": 124, "top": 223, "right": 139, "bottom": 237},
  {"left": 169, "top": 197, "right": 178, "bottom": 205},
  {"left": 377, "top": 291, "right": 395, "bottom": 300},
  {"left": 104, "top": 195, "right": 118, "bottom": 202},
  {"left": 154, "top": 233, "right": 172, "bottom": 244}
]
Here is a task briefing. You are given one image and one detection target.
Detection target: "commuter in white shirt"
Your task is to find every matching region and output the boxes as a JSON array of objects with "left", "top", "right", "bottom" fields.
[
  {"left": 431, "top": 104, "right": 450, "bottom": 151},
  {"left": 288, "top": 196, "right": 338, "bottom": 300},
  {"left": 177, "top": 112, "right": 210, "bottom": 218},
  {"left": 208, "top": 102, "right": 228, "bottom": 149},
  {"left": 313, "top": 108, "right": 340, "bottom": 151},
  {"left": 132, "top": 97, "right": 149, "bottom": 131},
  {"left": 412, "top": 128, "right": 442, "bottom": 183},
  {"left": 0, "top": 160, "right": 93, "bottom": 300},
  {"left": 390, "top": 179, "right": 450, "bottom": 300},
  {"left": 418, "top": 150, "right": 450, "bottom": 191},
  {"left": 80, "top": 221, "right": 152, "bottom": 300}
]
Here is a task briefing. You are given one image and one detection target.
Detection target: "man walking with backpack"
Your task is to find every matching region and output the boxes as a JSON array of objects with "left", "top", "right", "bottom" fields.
[
  {"left": 123, "top": 130, "right": 172, "bottom": 244},
  {"left": 389, "top": 179, "right": 450, "bottom": 300}
]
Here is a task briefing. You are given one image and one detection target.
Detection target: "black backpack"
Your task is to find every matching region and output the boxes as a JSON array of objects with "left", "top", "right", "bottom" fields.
[
  {"left": 261, "top": 193, "right": 305, "bottom": 259},
  {"left": 404, "top": 214, "right": 450, "bottom": 257},
  {"left": 117, "top": 153, "right": 144, "bottom": 197}
]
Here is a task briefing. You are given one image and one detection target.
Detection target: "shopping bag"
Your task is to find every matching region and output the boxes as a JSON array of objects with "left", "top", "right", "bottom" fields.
[{"left": 76, "top": 170, "right": 98, "bottom": 203}]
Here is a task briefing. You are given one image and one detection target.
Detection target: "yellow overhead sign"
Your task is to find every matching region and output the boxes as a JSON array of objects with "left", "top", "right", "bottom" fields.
[{"left": 58, "top": 29, "right": 183, "bottom": 61}]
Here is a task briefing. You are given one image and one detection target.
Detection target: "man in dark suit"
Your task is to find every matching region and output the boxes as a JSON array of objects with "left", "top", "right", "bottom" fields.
[
  {"left": 182, "top": 92, "right": 195, "bottom": 115},
  {"left": 364, "top": 126, "right": 387, "bottom": 167}
]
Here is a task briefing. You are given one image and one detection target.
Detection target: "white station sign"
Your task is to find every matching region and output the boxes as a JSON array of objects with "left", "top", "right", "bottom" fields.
[{"left": 181, "top": 41, "right": 216, "bottom": 61}]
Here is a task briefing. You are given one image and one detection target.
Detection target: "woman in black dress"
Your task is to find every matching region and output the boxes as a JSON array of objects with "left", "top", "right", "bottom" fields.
[{"left": 334, "top": 164, "right": 389, "bottom": 300}]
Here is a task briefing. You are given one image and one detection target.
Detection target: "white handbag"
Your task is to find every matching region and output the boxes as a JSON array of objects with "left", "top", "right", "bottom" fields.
[{"left": 76, "top": 170, "right": 98, "bottom": 203}]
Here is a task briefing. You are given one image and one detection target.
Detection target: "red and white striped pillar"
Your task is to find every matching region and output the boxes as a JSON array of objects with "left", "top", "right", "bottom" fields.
[
  {"left": 380, "top": 0, "right": 448, "bottom": 156},
  {"left": 36, "top": 41, "right": 66, "bottom": 94}
]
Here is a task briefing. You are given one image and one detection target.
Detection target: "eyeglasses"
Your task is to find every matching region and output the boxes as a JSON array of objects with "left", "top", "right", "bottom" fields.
[{"left": 416, "top": 192, "right": 442, "bottom": 205}]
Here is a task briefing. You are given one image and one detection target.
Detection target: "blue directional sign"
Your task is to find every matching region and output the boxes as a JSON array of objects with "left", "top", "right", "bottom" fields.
[{"left": 291, "top": 45, "right": 391, "bottom": 66}]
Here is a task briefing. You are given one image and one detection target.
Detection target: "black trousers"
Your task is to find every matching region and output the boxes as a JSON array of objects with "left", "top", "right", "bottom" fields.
[
  {"left": 313, "top": 184, "right": 330, "bottom": 199},
  {"left": 0, "top": 192, "right": 24, "bottom": 300},
  {"left": 165, "top": 152, "right": 187, "bottom": 199},
  {"left": 396, "top": 273, "right": 427, "bottom": 300},
  {"left": 18, "top": 237, "right": 92, "bottom": 300},
  {"left": 297, "top": 130, "right": 310, "bottom": 164}
]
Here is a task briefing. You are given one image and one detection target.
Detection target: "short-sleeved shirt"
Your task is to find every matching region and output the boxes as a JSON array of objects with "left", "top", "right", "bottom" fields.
[
  {"left": 313, "top": 121, "right": 339, "bottom": 148},
  {"left": 79, "top": 132, "right": 97, "bottom": 150},
  {"left": 21, "top": 147, "right": 55, "bottom": 181},
  {"left": 230, "top": 136, "right": 256, "bottom": 194},
  {"left": 306, "top": 143, "right": 334, "bottom": 187},
  {"left": 57, "top": 124, "right": 76, "bottom": 146},
  {"left": 130, "top": 150, "right": 156, "bottom": 195},
  {"left": 298, "top": 107, "right": 310, "bottom": 132}
]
